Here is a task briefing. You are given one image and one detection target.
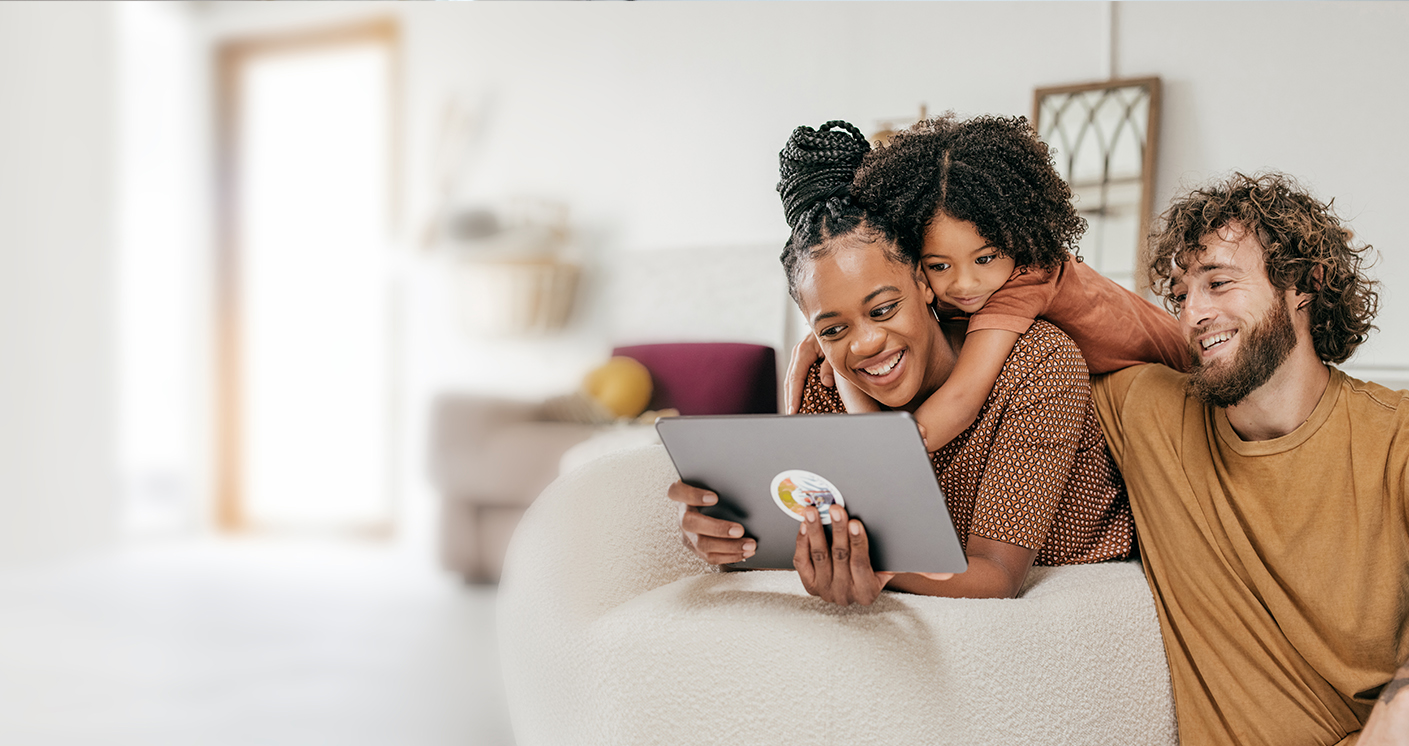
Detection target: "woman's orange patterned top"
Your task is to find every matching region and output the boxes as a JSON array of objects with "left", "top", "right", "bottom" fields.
[{"left": 799, "top": 320, "right": 1133, "bottom": 566}]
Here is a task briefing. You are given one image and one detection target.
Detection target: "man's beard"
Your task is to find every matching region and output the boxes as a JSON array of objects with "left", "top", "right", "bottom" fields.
[{"left": 1185, "top": 297, "right": 1298, "bottom": 408}]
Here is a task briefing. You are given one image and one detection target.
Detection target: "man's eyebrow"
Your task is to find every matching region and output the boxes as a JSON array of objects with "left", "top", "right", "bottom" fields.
[{"left": 1179, "top": 261, "right": 1235, "bottom": 279}]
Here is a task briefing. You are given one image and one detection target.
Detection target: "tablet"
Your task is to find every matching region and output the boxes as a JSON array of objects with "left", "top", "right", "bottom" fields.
[{"left": 656, "top": 412, "right": 968, "bottom": 573}]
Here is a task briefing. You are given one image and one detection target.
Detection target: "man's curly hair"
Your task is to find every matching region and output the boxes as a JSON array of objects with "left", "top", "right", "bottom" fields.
[
  {"left": 1149, "top": 172, "right": 1380, "bottom": 364},
  {"left": 852, "top": 114, "right": 1085, "bottom": 272}
]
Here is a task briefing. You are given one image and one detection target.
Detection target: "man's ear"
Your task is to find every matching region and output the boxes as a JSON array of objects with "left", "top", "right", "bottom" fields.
[{"left": 1295, "top": 265, "right": 1324, "bottom": 312}]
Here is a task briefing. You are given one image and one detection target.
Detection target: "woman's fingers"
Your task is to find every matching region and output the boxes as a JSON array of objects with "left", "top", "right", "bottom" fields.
[
  {"left": 844, "top": 515, "right": 886, "bottom": 606},
  {"left": 793, "top": 520, "right": 816, "bottom": 591},
  {"left": 805, "top": 507, "right": 833, "bottom": 597},
  {"left": 672, "top": 480, "right": 755, "bottom": 564},
  {"left": 667, "top": 479, "right": 718, "bottom": 507},
  {"left": 794, "top": 506, "right": 893, "bottom": 606},
  {"left": 693, "top": 533, "right": 755, "bottom": 564},
  {"left": 679, "top": 506, "right": 743, "bottom": 540},
  {"left": 818, "top": 357, "right": 835, "bottom": 389},
  {"left": 828, "top": 506, "right": 856, "bottom": 603}
]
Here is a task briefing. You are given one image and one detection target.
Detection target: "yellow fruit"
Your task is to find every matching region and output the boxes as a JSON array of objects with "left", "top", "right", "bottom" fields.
[{"left": 581, "top": 357, "right": 653, "bottom": 419}]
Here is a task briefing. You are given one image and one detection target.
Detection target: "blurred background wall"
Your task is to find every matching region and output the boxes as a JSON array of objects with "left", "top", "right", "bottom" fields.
[{"left": 1, "top": 1, "right": 1405, "bottom": 567}]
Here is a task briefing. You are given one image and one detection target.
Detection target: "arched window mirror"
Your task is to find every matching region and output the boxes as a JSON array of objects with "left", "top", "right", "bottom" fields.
[{"left": 1033, "top": 77, "right": 1161, "bottom": 294}]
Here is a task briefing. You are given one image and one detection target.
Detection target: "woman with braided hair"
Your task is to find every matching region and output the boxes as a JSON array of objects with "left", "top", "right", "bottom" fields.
[
  {"left": 784, "top": 116, "right": 1189, "bottom": 454},
  {"left": 668, "top": 120, "right": 1135, "bottom": 606}
]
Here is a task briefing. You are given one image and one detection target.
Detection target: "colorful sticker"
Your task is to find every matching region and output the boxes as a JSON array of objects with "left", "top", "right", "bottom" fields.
[{"left": 770, "top": 469, "right": 845, "bottom": 524}]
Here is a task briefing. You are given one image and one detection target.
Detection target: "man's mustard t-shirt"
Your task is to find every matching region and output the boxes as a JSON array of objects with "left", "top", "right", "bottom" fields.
[{"left": 1093, "top": 364, "right": 1409, "bottom": 746}]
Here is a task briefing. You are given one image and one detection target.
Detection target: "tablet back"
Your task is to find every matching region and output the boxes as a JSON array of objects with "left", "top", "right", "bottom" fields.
[{"left": 656, "top": 412, "right": 967, "bottom": 573}]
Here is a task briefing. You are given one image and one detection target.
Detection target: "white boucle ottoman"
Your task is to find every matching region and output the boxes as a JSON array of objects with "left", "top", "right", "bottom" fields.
[{"left": 498, "top": 445, "right": 1176, "bottom": 746}]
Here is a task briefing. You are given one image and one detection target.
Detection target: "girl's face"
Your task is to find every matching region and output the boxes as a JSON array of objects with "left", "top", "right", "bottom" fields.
[
  {"left": 794, "top": 233, "right": 947, "bottom": 411},
  {"left": 920, "top": 213, "right": 1017, "bottom": 314}
]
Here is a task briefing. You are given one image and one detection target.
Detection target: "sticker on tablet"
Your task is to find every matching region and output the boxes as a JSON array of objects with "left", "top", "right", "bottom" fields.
[{"left": 770, "top": 469, "right": 845, "bottom": 524}]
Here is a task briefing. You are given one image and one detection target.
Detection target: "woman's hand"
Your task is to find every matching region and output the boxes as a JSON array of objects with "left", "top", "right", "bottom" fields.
[
  {"left": 784, "top": 334, "right": 833, "bottom": 414},
  {"left": 793, "top": 505, "right": 895, "bottom": 606},
  {"left": 668, "top": 480, "right": 756, "bottom": 564}
]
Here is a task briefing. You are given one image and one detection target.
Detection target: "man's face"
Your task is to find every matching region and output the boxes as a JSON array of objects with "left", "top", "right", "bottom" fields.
[{"left": 1168, "top": 223, "right": 1301, "bottom": 407}]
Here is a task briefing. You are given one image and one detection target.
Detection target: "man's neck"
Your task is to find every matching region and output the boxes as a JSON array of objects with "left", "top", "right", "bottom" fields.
[{"left": 1223, "top": 348, "right": 1331, "bottom": 442}]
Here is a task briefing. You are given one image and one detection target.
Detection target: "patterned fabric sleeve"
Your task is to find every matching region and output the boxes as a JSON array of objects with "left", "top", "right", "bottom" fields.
[
  {"left": 797, "top": 359, "right": 846, "bottom": 415},
  {"left": 965, "top": 324, "right": 1090, "bottom": 550}
]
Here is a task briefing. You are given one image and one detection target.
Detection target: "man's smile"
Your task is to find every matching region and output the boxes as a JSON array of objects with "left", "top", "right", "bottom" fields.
[{"left": 1197, "top": 329, "right": 1238, "bottom": 356}]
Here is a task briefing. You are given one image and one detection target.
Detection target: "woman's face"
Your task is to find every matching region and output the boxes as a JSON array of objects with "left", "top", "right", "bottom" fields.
[
  {"left": 921, "top": 213, "right": 1017, "bottom": 314},
  {"left": 795, "top": 233, "right": 947, "bottom": 410}
]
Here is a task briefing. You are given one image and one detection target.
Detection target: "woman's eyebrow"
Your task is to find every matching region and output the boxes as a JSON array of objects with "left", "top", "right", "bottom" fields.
[
  {"left": 809, "top": 285, "right": 901, "bottom": 326},
  {"left": 863, "top": 286, "right": 900, "bottom": 304}
]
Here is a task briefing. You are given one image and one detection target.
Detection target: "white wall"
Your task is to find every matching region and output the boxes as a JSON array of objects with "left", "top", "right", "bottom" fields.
[
  {"left": 4, "top": 2, "right": 1405, "bottom": 562},
  {"left": 0, "top": 4, "right": 120, "bottom": 564},
  {"left": 1120, "top": 1, "right": 1409, "bottom": 375},
  {"left": 188, "top": 1, "right": 1409, "bottom": 556}
]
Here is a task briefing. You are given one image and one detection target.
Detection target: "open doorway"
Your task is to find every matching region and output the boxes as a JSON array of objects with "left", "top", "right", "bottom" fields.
[{"left": 215, "top": 20, "right": 399, "bottom": 535}]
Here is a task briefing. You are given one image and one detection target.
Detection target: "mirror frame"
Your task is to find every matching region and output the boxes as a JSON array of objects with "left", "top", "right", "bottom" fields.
[{"left": 1032, "top": 76, "right": 1162, "bottom": 293}]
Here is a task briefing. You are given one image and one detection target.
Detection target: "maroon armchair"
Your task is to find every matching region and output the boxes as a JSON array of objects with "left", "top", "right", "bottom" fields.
[
  {"left": 430, "top": 342, "right": 777, "bottom": 582},
  {"left": 612, "top": 342, "right": 777, "bottom": 416}
]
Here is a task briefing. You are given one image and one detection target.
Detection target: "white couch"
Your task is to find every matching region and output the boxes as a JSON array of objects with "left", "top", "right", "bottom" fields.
[{"left": 497, "top": 445, "right": 1178, "bottom": 745}]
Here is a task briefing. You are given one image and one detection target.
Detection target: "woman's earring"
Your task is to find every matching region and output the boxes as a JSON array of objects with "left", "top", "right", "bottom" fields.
[{"left": 930, "top": 303, "right": 941, "bottom": 322}]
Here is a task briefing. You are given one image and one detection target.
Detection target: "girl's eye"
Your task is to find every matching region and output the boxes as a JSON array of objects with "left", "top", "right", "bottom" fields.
[
  {"left": 927, "top": 263, "right": 950, "bottom": 272},
  {"left": 976, "top": 254, "right": 996, "bottom": 265}
]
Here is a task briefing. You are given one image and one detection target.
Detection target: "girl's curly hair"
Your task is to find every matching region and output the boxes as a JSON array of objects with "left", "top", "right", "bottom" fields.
[
  {"left": 852, "top": 114, "right": 1086, "bottom": 272},
  {"left": 1149, "top": 172, "right": 1380, "bottom": 364}
]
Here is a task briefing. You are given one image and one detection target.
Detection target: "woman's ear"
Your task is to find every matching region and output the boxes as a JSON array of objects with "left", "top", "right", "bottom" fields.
[{"left": 914, "top": 268, "right": 935, "bottom": 304}]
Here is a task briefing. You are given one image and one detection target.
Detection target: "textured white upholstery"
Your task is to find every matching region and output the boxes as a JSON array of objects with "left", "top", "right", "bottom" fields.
[{"left": 498, "top": 445, "right": 1177, "bottom": 745}]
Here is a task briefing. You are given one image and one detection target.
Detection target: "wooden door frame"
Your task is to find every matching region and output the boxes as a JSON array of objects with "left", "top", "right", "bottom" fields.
[{"left": 213, "top": 18, "right": 401, "bottom": 533}]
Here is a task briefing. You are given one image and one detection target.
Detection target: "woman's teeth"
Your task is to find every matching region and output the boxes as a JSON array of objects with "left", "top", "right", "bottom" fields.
[{"left": 863, "top": 351, "right": 902, "bottom": 376}]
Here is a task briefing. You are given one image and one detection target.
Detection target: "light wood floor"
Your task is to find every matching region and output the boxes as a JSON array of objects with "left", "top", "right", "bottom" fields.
[{"left": 0, "top": 538, "right": 514, "bottom": 746}]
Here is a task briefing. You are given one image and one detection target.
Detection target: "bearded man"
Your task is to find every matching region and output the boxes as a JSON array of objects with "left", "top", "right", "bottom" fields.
[{"left": 1093, "top": 172, "right": 1407, "bottom": 745}]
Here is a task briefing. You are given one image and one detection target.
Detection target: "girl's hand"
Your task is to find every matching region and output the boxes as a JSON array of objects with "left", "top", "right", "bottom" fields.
[{"left": 784, "top": 334, "right": 833, "bottom": 414}]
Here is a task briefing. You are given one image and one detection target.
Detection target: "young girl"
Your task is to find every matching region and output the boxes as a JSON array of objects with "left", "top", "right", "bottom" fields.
[{"left": 788, "top": 115, "right": 1189, "bottom": 452}]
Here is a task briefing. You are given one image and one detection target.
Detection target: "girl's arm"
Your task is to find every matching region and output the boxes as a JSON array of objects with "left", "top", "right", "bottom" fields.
[
  {"left": 913, "top": 328, "right": 1021, "bottom": 452},
  {"left": 834, "top": 374, "right": 880, "bottom": 413}
]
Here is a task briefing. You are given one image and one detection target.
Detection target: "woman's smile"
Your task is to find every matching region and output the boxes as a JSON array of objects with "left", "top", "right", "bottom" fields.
[{"left": 855, "top": 348, "right": 906, "bottom": 385}]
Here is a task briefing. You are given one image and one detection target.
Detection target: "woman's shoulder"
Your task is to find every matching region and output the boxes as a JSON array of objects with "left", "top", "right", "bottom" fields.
[
  {"left": 1009, "top": 319, "right": 1085, "bottom": 370},
  {"left": 989, "top": 320, "right": 1090, "bottom": 404},
  {"left": 799, "top": 359, "right": 846, "bottom": 414}
]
